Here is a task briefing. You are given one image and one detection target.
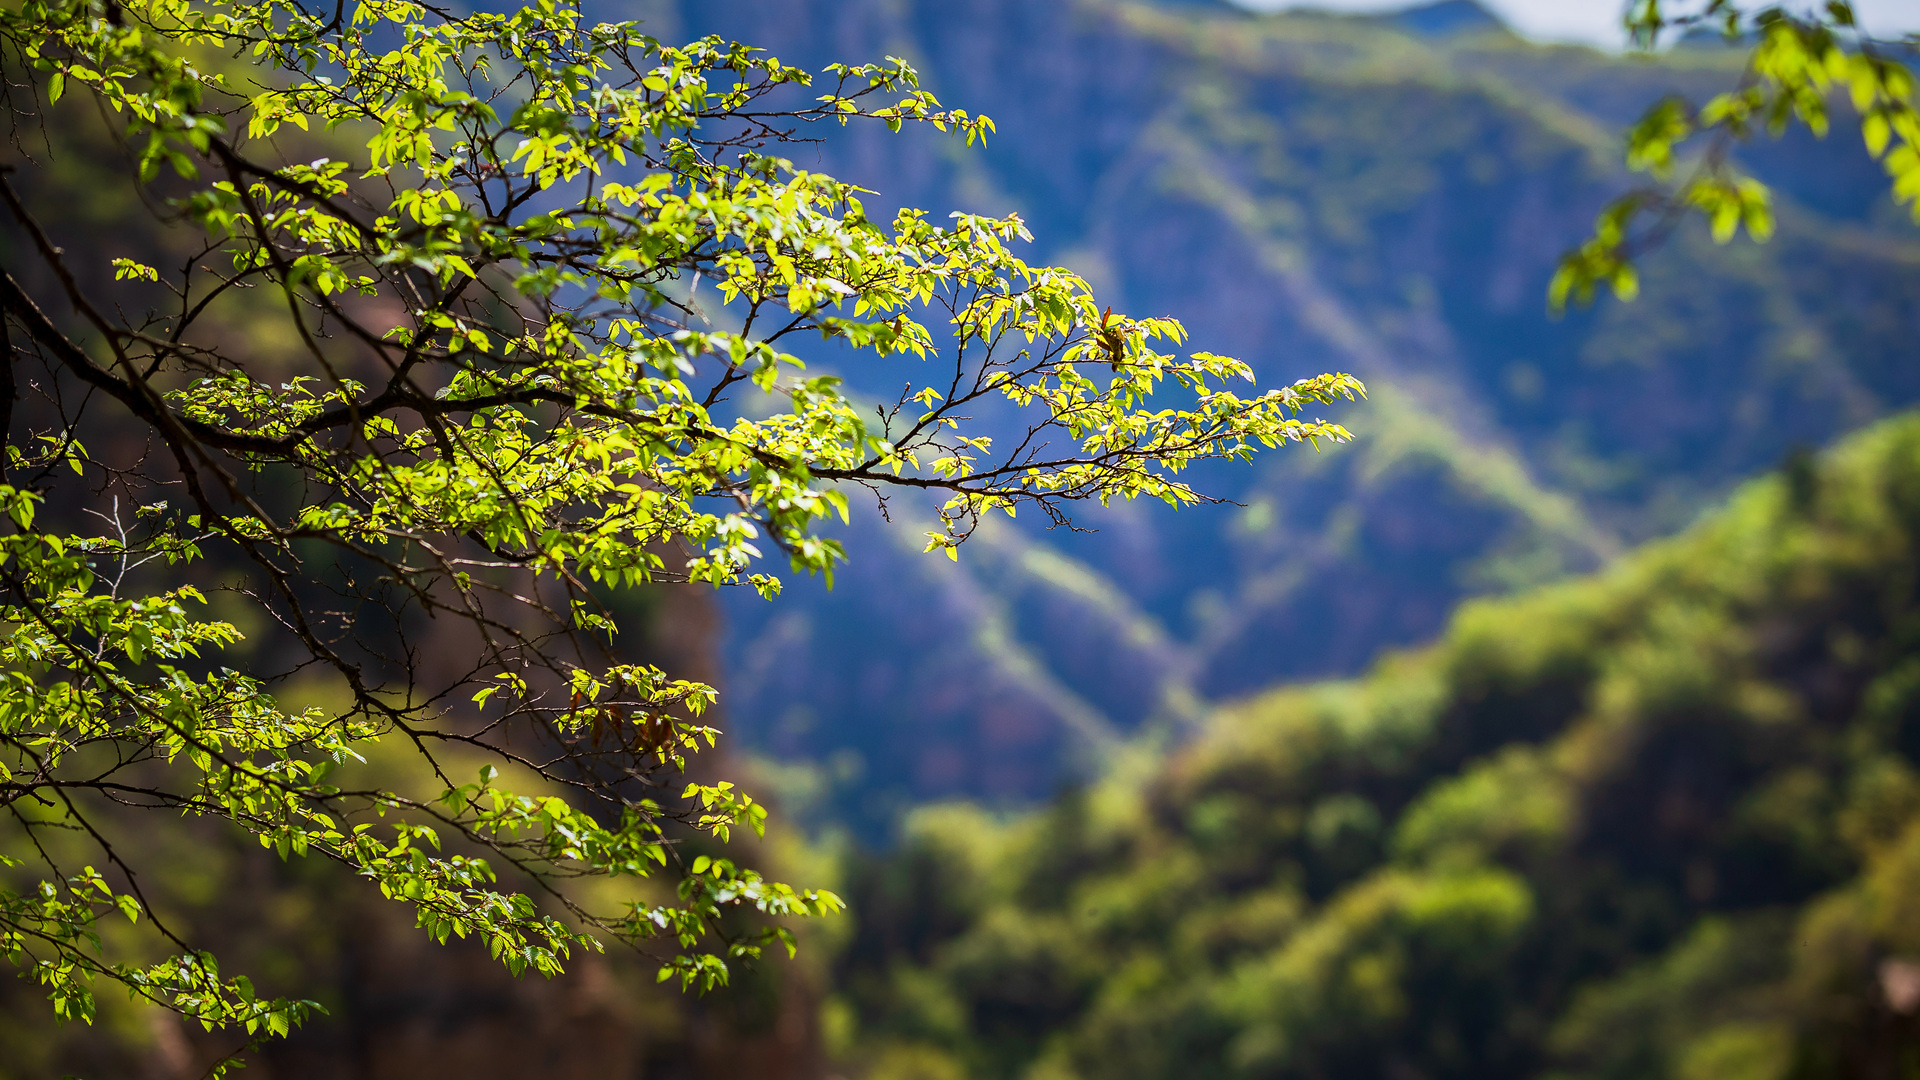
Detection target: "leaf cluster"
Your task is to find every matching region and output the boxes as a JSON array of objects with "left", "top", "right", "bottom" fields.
[{"left": 1554, "top": 1, "right": 1917, "bottom": 308}]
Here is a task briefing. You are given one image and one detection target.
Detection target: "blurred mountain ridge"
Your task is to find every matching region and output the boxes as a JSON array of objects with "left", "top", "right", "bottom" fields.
[
  {"left": 1368, "top": 0, "right": 1510, "bottom": 40},
  {"left": 623, "top": 0, "right": 1920, "bottom": 832}
]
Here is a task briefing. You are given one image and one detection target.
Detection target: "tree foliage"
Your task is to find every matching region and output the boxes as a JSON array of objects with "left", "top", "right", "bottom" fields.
[
  {"left": 0, "top": 0, "right": 1359, "bottom": 1066},
  {"left": 1554, "top": 0, "right": 1918, "bottom": 307}
]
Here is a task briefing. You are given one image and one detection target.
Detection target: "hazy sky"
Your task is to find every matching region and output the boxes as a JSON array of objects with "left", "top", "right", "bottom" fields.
[{"left": 1237, "top": 0, "right": 1920, "bottom": 47}]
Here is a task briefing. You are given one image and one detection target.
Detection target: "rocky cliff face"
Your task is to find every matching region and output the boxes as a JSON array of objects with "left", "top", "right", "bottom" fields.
[{"left": 623, "top": 0, "right": 1920, "bottom": 831}]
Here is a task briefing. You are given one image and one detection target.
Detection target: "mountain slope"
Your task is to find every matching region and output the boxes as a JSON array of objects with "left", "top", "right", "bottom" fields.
[
  {"left": 826, "top": 408, "right": 1920, "bottom": 1080},
  {"left": 630, "top": 0, "right": 1920, "bottom": 824}
]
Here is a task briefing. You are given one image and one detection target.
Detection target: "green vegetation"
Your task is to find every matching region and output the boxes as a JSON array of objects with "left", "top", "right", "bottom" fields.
[
  {"left": 0, "top": 0, "right": 1359, "bottom": 1068},
  {"left": 827, "top": 410, "right": 1920, "bottom": 1080},
  {"left": 1559, "top": 0, "right": 1920, "bottom": 306},
  {"left": 8, "top": 0, "right": 1920, "bottom": 1074}
]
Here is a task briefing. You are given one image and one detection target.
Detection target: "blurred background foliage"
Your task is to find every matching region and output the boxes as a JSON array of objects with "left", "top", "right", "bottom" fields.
[
  {"left": 13, "top": 0, "right": 1920, "bottom": 1076},
  {"left": 823, "top": 411, "right": 1920, "bottom": 1080}
]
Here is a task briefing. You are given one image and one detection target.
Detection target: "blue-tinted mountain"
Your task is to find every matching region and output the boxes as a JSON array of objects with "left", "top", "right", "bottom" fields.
[
  {"left": 1373, "top": 0, "right": 1509, "bottom": 39},
  {"left": 624, "top": 0, "right": 1920, "bottom": 832}
]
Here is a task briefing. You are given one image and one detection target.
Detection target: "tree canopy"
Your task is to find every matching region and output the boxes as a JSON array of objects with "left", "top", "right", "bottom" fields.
[{"left": 0, "top": 0, "right": 1360, "bottom": 1067}]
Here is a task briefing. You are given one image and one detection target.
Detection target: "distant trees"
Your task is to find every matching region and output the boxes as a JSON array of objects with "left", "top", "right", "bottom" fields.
[
  {"left": 0, "top": 0, "right": 1361, "bottom": 1068},
  {"left": 1555, "top": 1, "right": 1918, "bottom": 306},
  {"left": 824, "top": 411, "right": 1920, "bottom": 1080}
]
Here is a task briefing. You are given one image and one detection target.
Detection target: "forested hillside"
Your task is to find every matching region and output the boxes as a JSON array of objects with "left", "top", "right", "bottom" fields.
[
  {"left": 824, "top": 409, "right": 1920, "bottom": 1080},
  {"left": 618, "top": 0, "right": 1920, "bottom": 826}
]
